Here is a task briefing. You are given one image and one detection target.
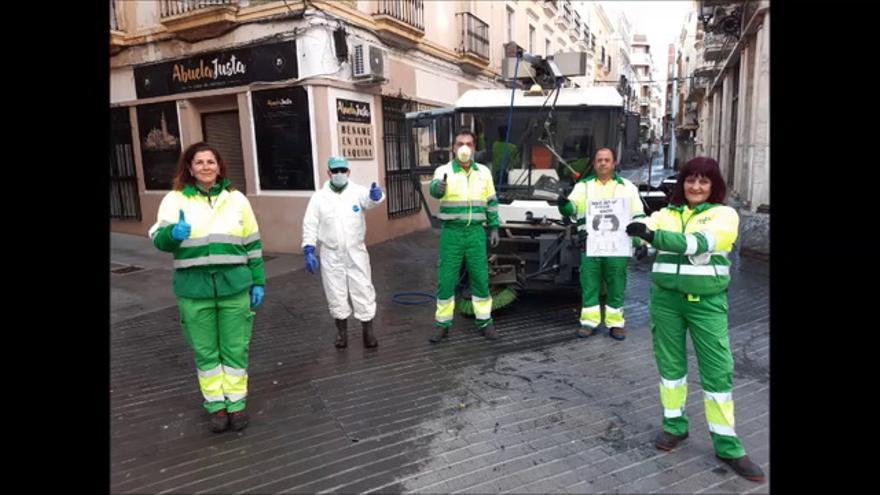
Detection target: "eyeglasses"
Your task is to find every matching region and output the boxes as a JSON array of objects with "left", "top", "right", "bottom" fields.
[{"left": 331, "top": 168, "right": 349, "bottom": 174}]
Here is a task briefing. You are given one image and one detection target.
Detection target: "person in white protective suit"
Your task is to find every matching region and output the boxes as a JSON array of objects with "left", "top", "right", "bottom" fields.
[{"left": 301, "top": 156, "right": 386, "bottom": 349}]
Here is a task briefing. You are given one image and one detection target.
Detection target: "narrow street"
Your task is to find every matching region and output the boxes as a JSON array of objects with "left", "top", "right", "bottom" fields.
[{"left": 111, "top": 230, "right": 769, "bottom": 494}]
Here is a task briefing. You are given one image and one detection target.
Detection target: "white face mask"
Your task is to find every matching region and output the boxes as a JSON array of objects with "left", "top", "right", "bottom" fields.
[
  {"left": 330, "top": 172, "right": 348, "bottom": 187},
  {"left": 456, "top": 145, "right": 472, "bottom": 164}
]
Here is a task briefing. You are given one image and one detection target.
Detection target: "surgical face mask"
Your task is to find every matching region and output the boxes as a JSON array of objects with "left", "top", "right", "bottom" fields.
[
  {"left": 330, "top": 172, "right": 348, "bottom": 187},
  {"left": 456, "top": 145, "right": 472, "bottom": 164}
]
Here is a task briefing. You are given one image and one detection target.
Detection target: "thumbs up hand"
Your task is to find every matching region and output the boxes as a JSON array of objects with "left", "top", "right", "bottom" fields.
[
  {"left": 435, "top": 173, "right": 448, "bottom": 196},
  {"left": 171, "top": 209, "right": 191, "bottom": 241},
  {"left": 369, "top": 181, "right": 383, "bottom": 201}
]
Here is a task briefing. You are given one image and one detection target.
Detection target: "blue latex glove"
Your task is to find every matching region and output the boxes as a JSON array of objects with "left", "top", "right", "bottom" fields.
[
  {"left": 304, "top": 245, "right": 319, "bottom": 274},
  {"left": 171, "top": 209, "right": 191, "bottom": 241},
  {"left": 369, "top": 182, "right": 383, "bottom": 201},
  {"left": 250, "top": 285, "right": 264, "bottom": 309}
]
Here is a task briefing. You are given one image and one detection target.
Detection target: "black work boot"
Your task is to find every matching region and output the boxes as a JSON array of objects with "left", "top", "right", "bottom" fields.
[
  {"left": 210, "top": 410, "right": 229, "bottom": 433},
  {"left": 229, "top": 410, "right": 250, "bottom": 431},
  {"left": 482, "top": 323, "right": 499, "bottom": 340},
  {"left": 429, "top": 326, "right": 449, "bottom": 343},
  {"left": 334, "top": 318, "right": 348, "bottom": 348},
  {"left": 362, "top": 320, "right": 378, "bottom": 348},
  {"left": 716, "top": 455, "right": 766, "bottom": 482},
  {"left": 655, "top": 430, "right": 689, "bottom": 451}
]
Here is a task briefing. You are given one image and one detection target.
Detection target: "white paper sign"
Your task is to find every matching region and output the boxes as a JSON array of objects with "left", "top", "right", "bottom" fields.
[{"left": 586, "top": 197, "right": 632, "bottom": 257}]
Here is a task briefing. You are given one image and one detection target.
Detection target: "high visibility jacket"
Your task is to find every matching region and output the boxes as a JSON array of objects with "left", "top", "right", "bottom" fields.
[
  {"left": 430, "top": 161, "right": 499, "bottom": 229},
  {"left": 559, "top": 173, "right": 646, "bottom": 233},
  {"left": 640, "top": 202, "right": 739, "bottom": 296},
  {"left": 150, "top": 179, "right": 265, "bottom": 298}
]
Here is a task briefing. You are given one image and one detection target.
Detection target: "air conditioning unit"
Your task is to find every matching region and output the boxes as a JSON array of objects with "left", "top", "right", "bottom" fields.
[{"left": 352, "top": 43, "right": 385, "bottom": 81}]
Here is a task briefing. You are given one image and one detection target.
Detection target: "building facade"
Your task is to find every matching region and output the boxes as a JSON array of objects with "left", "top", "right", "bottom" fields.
[{"left": 109, "top": 0, "right": 596, "bottom": 252}]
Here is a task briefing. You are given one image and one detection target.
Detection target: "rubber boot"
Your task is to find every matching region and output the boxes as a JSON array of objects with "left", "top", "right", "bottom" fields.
[{"left": 334, "top": 318, "right": 347, "bottom": 348}]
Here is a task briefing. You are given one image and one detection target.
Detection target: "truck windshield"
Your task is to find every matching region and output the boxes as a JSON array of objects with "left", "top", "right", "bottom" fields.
[{"left": 461, "top": 107, "right": 617, "bottom": 201}]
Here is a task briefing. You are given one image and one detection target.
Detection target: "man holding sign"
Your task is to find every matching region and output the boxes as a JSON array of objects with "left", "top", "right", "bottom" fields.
[{"left": 557, "top": 148, "right": 646, "bottom": 340}]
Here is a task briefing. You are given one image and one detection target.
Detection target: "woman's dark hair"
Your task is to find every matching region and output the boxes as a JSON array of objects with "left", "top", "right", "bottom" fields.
[
  {"left": 669, "top": 156, "right": 726, "bottom": 206},
  {"left": 172, "top": 142, "right": 234, "bottom": 191}
]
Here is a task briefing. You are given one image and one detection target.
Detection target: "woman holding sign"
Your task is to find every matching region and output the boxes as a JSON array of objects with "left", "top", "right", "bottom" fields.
[
  {"left": 625, "top": 157, "right": 764, "bottom": 482},
  {"left": 148, "top": 142, "right": 265, "bottom": 433},
  {"left": 557, "top": 147, "right": 645, "bottom": 340}
]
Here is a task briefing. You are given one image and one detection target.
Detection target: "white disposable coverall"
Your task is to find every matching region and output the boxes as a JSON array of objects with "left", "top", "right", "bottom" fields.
[{"left": 302, "top": 180, "right": 385, "bottom": 321}]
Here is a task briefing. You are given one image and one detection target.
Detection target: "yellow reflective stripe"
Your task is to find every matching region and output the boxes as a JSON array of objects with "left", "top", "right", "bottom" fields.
[
  {"left": 684, "top": 234, "right": 698, "bottom": 255},
  {"left": 472, "top": 295, "right": 492, "bottom": 320},
  {"left": 658, "top": 250, "right": 729, "bottom": 258},
  {"left": 438, "top": 213, "right": 479, "bottom": 221},
  {"left": 223, "top": 373, "right": 248, "bottom": 401},
  {"left": 436, "top": 297, "right": 455, "bottom": 322},
  {"left": 653, "top": 263, "right": 729, "bottom": 276},
  {"left": 605, "top": 306, "right": 624, "bottom": 326},
  {"left": 441, "top": 200, "right": 488, "bottom": 208},
  {"left": 659, "top": 377, "right": 688, "bottom": 411},
  {"left": 704, "top": 391, "right": 736, "bottom": 430},
  {"left": 174, "top": 255, "right": 249, "bottom": 268},
  {"left": 197, "top": 366, "right": 224, "bottom": 402},
  {"left": 580, "top": 305, "right": 601, "bottom": 327}
]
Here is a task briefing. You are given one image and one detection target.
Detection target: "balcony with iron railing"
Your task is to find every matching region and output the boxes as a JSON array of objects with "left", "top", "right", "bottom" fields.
[
  {"left": 160, "top": 0, "right": 239, "bottom": 18},
  {"left": 703, "top": 32, "right": 732, "bottom": 62},
  {"left": 555, "top": 8, "right": 571, "bottom": 30},
  {"left": 685, "top": 74, "right": 709, "bottom": 102},
  {"left": 373, "top": 0, "right": 425, "bottom": 49},
  {"left": 158, "top": 0, "right": 240, "bottom": 42},
  {"left": 456, "top": 12, "right": 490, "bottom": 74},
  {"left": 691, "top": 48, "right": 719, "bottom": 80}
]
